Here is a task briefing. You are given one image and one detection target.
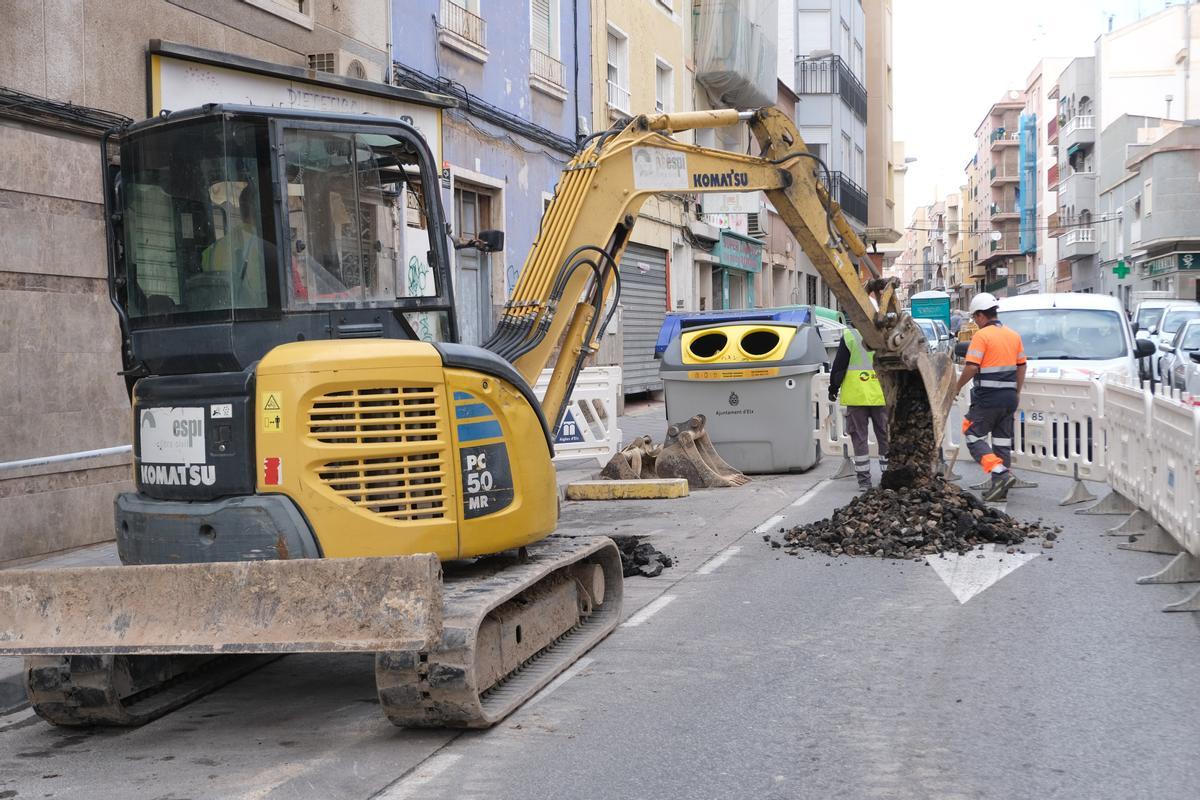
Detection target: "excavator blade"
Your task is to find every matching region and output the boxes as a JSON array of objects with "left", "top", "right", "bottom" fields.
[
  {"left": 0, "top": 556, "right": 443, "bottom": 656},
  {"left": 656, "top": 414, "right": 750, "bottom": 489}
]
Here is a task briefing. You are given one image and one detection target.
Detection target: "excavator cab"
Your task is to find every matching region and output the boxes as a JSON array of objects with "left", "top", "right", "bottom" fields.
[{"left": 106, "top": 105, "right": 460, "bottom": 379}]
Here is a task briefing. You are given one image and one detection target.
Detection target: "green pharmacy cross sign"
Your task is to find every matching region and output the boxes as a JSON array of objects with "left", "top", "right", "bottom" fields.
[{"left": 1113, "top": 260, "right": 1130, "bottom": 280}]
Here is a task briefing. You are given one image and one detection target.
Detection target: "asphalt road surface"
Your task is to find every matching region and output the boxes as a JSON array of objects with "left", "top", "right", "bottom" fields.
[{"left": 1, "top": 460, "right": 1198, "bottom": 800}]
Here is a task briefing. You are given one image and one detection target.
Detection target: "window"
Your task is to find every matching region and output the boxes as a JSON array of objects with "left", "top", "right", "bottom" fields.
[
  {"left": 241, "top": 0, "right": 314, "bottom": 29},
  {"left": 840, "top": 133, "right": 851, "bottom": 173},
  {"left": 854, "top": 145, "right": 865, "bottom": 186},
  {"left": 655, "top": 59, "right": 673, "bottom": 113},
  {"left": 840, "top": 22, "right": 851, "bottom": 59},
  {"left": 1144, "top": 179, "right": 1153, "bottom": 215},
  {"left": 606, "top": 25, "right": 630, "bottom": 114},
  {"left": 806, "top": 274, "right": 818, "bottom": 306},
  {"left": 530, "top": 0, "right": 556, "bottom": 58},
  {"left": 796, "top": 11, "right": 831, "bottom": 55},
  {"left": 853, "top": 42, "right": 864, "bottom": 80}
]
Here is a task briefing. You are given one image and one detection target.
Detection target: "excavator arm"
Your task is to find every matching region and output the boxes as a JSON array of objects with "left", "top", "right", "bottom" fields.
[{"left": 494, "top": 107, "right": 956, "bottom": 459}]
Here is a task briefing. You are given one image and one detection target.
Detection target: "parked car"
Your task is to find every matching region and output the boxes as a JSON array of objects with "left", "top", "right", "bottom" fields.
[
  {"left": 913, "top": 317, "right": 952, "bottom": 355},
  {"left": 997, "top": 293, "right": 1154, "bottom": 383},
  {"left": 1158, "top": 318, "right": 1200, "bottom": 391},
  {"left": 1132, "top": 295, "right": 1176, "bottom": 380},
  {"left": 1148, "top": 301, "right": 1200, "bottom": 383}
]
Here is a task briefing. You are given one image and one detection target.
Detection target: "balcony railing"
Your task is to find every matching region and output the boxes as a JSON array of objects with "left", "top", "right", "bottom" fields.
[
  {"left": 1062, "top": 227, "right": 1095, "bottom": 246},
  {"left": 821, "top": 171, "right": 868, "bottom": 225},
  {"left": 989, "top": 129, "right": 1019, "bottom": 147},
  {"left": 1062, "top": 115, "right": 1095, "bottom": 137},
  {"left": 1047, "top": 162, "right": 1059, "bottom": 188},
  {"left": 607, "top": 80, "right": 631, "bottom": 115},
  {"left": 1047, "top": 115, "right": 1059, "bottom": 143},
  {"left": 530, "top": 48, "right": 565, "bottom": 88},
  {"left": 985, "top": 276, "right": 1009, "bottom": 294},
  {"left": 990, "top": 164, "right": 1019, "bottom": 184},
  {"left": 440, "top": 0, "right": 486, "bottom": 48},
  {"left": 988, "top": 233, "right": 1021, "bottom": 253},
  {"left": 795, "top": 55, "right": 867, "bottom": 123}
]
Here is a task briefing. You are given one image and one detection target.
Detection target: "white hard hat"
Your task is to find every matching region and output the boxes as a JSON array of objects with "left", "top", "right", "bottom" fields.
[{"left": 968, "top": 292, "right": 1000, "bottom": 315}]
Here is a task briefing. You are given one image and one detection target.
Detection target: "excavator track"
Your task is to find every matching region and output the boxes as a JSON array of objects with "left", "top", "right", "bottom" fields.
[
  {"left": 24, "top": 654, "right": 277, "bottom": 727},
  {"left": 376, "top": 535, "right": 624, "bottom": 728}
]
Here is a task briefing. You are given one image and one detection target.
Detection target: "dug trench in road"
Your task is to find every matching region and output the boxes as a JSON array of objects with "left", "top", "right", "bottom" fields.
[{"left": 777, "top": 372, "right": 1061, "bottom": 559}]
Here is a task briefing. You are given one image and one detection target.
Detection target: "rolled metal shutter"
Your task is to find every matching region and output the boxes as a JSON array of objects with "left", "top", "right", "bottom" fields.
[{"left": 618, "top": 243, "right": 668, "bottom": 394}]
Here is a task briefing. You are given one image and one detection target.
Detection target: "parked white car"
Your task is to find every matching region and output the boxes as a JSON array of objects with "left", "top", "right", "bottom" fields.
[
  {"left": 996, "top": 293, "right": 1154, "bottom": 383},
  {"left": 1158, "top": 318, "right": 1200, "bottom": 392},
  {"left": 913, "top": 318, "right": 953, "bottom": 355},
  {"left": 1148, "top": 301, "right": 1200, "bottom": 383}
]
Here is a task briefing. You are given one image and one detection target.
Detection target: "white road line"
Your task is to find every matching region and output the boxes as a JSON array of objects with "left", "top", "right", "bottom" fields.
[
  {"left": 792, "top": 480, "right": 829, "bottom": 507},
  {"left": 377, "top": 753, "right": 464, "bottom": 800},
  {"left": 526, "top": 656, "right": 594, "bottom": 707},
  {"left": 620, "top": 594, "right": 677, "bottom": 627},
  {"left": 754, "top": 514, "right": 786, "bottom": 534},
  {"left": 0, "top": 707, "right": 37, "bottom": 731},
  {"left": 696, "top": 545, "right": 741, "bottom": 575}
]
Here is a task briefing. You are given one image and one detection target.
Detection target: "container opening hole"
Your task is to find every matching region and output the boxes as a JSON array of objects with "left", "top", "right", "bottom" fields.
[
  {"left": 741, "top": 330, "right": 781, "bottom": 356},
  {"left": 688, "top": 332, "right": 728, "bottom": 359}
]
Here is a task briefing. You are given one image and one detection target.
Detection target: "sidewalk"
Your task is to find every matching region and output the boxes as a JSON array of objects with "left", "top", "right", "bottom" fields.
[{"left": 0, "top": 400, "right": 671, "bottom": 714}]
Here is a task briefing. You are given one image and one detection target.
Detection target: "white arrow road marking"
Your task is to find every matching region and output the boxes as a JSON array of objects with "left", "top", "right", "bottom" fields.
[{"left": 926, "top": 544, "right": 1039, "bottom": 604}]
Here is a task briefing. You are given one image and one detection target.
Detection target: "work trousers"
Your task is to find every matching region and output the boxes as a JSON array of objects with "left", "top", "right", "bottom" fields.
[
  {"left": 964, "top": 405, "right": 1015, "bottom": 473},
  {"left": 845, "top": 405, "right": 890, "bottom": 477}
]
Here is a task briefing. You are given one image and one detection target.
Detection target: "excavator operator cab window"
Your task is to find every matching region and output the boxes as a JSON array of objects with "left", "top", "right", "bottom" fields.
[
  {"left": 281, "top": 127, "right": 438, "bottom": 312},
  {"left": 120, "top": 117, "right": 279, "bottom": 324}
]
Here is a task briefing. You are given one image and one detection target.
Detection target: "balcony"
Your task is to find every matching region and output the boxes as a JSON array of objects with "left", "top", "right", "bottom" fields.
[
  {"left": 985, "top": 276, "right": 1009, "bottom": 295},
  {"left": 990, "top": 164, "right": 1019, "bottom": 186},
  {"left": 1047, "top": 115, "right": 1059, "bottom": 144},
  {"left": 989, "top": 201, "right": 1019, "bottom": 221},
  {"left": 1061, "top": 115, "right": 1095, "bottom": 153},
  {"left": 529, "top": 48, "right": 567, "bottom": 100},
  {"left": 989, "top": 129, "right": 1019, "bottom": 150},
  {"left": 795, "top": 55, "right": 868, "bottom": 123},
  {"left": 1047, "top": 162, "right": 1059, "bottom": 189},
  {"left": 821, "top": 170, "right": 868, "bottom": 225},
  {"left": 983, "top": 232, "right": 1021, "bottom": 262},
  {"left": 438, "top": 0, "right": 488, "bottom": 62},
  {"left": 1057, "top": 169, "right": 1097, "bottom": 214},
  {"left": 607, "top": 80, "right": 631, "bottom": 116},
  {"left": 1060, "top": 226, "right": 1098, "bottom": 261}
]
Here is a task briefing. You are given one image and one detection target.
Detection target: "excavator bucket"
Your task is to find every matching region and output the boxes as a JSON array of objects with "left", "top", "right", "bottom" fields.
[
  {"left": 655, "top": 414, "right": 750, "bottom": 489},
  {"left": 0, "top": 556, "right": 443, "bottom": 656},
  {"left": 600, "top": 436, "right": 660, "bottom": 480}
]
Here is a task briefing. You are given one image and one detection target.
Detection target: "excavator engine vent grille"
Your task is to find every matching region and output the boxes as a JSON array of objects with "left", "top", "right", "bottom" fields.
[
  {"left": 310, "top": 386, "right": 449, "bottom": 522},
  {"left": 316, "top": 452, "right": 448, "bottom": 521},
  {"left": 308, "top": 386, "right": 441, "bottom": 444}
]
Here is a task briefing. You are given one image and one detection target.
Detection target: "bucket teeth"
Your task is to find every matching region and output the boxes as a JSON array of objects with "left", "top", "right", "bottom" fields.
[{"left": 656, "top": 415, "right": 749, "bottom": 489}]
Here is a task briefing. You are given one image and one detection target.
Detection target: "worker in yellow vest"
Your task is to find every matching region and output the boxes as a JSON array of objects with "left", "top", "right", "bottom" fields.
[{"left": 828, "top": 321, "right": 889, "bottom": 491}]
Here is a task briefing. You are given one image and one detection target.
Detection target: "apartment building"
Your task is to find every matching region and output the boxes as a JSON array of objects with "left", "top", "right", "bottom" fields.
[
  {"left": 1025, "top": 58, "right": 1071, "bottom": 293},
  {"left": 0, "top": 0, "right": 407, "bottom": 562},
  {"left": 1048, "top": 58, "right": 1099, "bottom": 293},
  {"left": 862, "top": 0, "right": 901, "bottom": 250},
  {"left": 971, "top": 90, "right": 1029, "bottom": 299}
]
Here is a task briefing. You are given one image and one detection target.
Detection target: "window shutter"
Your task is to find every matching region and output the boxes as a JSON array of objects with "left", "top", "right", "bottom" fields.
[{"left": 531, "top": 0, "right": 551, "bottom": 54}]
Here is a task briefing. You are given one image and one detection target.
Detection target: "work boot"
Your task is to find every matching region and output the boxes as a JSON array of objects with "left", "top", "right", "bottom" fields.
[
  {"left": 982, "top": 471, "right": 1017, "bottom": 502},
  {"left": 857, "top": 475, "right": 873, "bottom": 491}
]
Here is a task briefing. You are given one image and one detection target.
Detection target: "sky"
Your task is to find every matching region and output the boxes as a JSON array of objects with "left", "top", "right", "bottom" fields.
[{"left": 894, "top": 0, "right": 1172, "bottom": 223}]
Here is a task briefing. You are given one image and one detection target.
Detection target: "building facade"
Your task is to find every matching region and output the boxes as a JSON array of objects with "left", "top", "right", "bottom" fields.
[
  {"left": 862, "top": 0, "right": 900, "bottom": 248},
  {"left": 971, "top": 90, "right": 1029, "bottom": 299},
  {"left": 0, "top": 0, "right": 405, "bottom": 562},
  {"left": 392, "top": 0, "right": 590, "bottom": 347},
  {"left": 1025, "top": 58, "right": 1070, "bottom": 294},
  {"left": 1048, "top": 58, "right": 1099, "bottom": 293}
]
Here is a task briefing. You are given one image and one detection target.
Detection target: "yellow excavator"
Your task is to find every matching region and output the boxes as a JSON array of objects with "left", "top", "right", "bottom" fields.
[{"left": 0, "top": 104, "right": 953, "bottom": 729}]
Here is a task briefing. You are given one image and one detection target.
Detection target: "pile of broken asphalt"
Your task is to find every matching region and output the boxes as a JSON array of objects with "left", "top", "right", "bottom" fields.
[
  {"left": 767, "top": 472, "right": 1061, "bottom": 561},
  {"left": 609, "top": 535, "right": 674, "bottom": 577}
]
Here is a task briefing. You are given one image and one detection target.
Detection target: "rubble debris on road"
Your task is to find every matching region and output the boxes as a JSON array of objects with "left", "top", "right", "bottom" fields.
[
  {"left": 775, "top": 477, "right": 1062, "bottom": 559},
  {"left": 609, "top": 535, "right": 675, "bottom": 577}
]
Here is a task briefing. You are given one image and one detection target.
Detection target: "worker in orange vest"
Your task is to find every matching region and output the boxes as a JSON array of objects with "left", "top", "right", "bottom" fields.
[{"left": 952, "top": 292, "right": 1027, "bottom": 502}]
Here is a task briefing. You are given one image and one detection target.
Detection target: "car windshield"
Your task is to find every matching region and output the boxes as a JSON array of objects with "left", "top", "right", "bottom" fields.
[
  {"left": 999, "top": 308, "right": 1127, "bottom": 360},
  {"left": 914, "top": 319, "right": 935, "bottom": 340},
  {"left": 1161, "top": 307, "right": 1200, "bottom": 335},
  {"left": 1136, "top": 306, "right": 1165, "bottom": 330}
]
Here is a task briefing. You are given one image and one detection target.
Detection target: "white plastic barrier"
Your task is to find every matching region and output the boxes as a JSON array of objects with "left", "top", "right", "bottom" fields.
[
  {"left": 1147, "top": 385, "right": 1200, "bottom": 555},
  {"left": 533, "top": 366, "right": 623, "bottom": 465},
  {"left": 1101, "top": 380, "right": 1153, "bottom": 509},
  {"left": 1010, "top": 377, "right": 1108, "bottom": 482}
]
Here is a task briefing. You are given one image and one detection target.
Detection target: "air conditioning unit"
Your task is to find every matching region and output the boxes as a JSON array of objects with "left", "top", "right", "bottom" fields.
[
  {"left": 746, "top": 212, "right": 767, "bottom": 239},
  {"left": 307, "top": 51, "right": 378, "bottom": 82}
]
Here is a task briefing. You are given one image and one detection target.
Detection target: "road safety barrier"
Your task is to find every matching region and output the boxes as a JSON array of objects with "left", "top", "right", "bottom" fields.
[
  {"left": 534, "top": 366, "right": 623, "bottom": 465},
  {"left": 813, "top": 369, "right": 1200, "bottom": 559}
]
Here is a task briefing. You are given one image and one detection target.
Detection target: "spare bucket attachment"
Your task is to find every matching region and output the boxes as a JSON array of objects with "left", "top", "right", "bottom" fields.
[
  {"left": 656, "top": 414, "right": 749, "bottom": 489},
  {"left": 0, "top": 556, "right": 443, "bottom": 656},
  {"left": 600, "top": 435, "right": 660, "bottom": 480}
]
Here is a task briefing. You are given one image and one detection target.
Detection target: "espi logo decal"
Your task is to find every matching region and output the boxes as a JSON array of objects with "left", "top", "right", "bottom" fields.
[
  {"left": 140, "top": 464, "right": 215, "bottom": 486},
  {"left": 693, "top": 170, "right": 750, "bottom": 189}
]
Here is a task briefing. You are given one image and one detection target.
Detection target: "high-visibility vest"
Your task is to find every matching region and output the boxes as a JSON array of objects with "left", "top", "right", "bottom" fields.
[{"left": 840, "top": 329, "right": 885, "bottom": 406}]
